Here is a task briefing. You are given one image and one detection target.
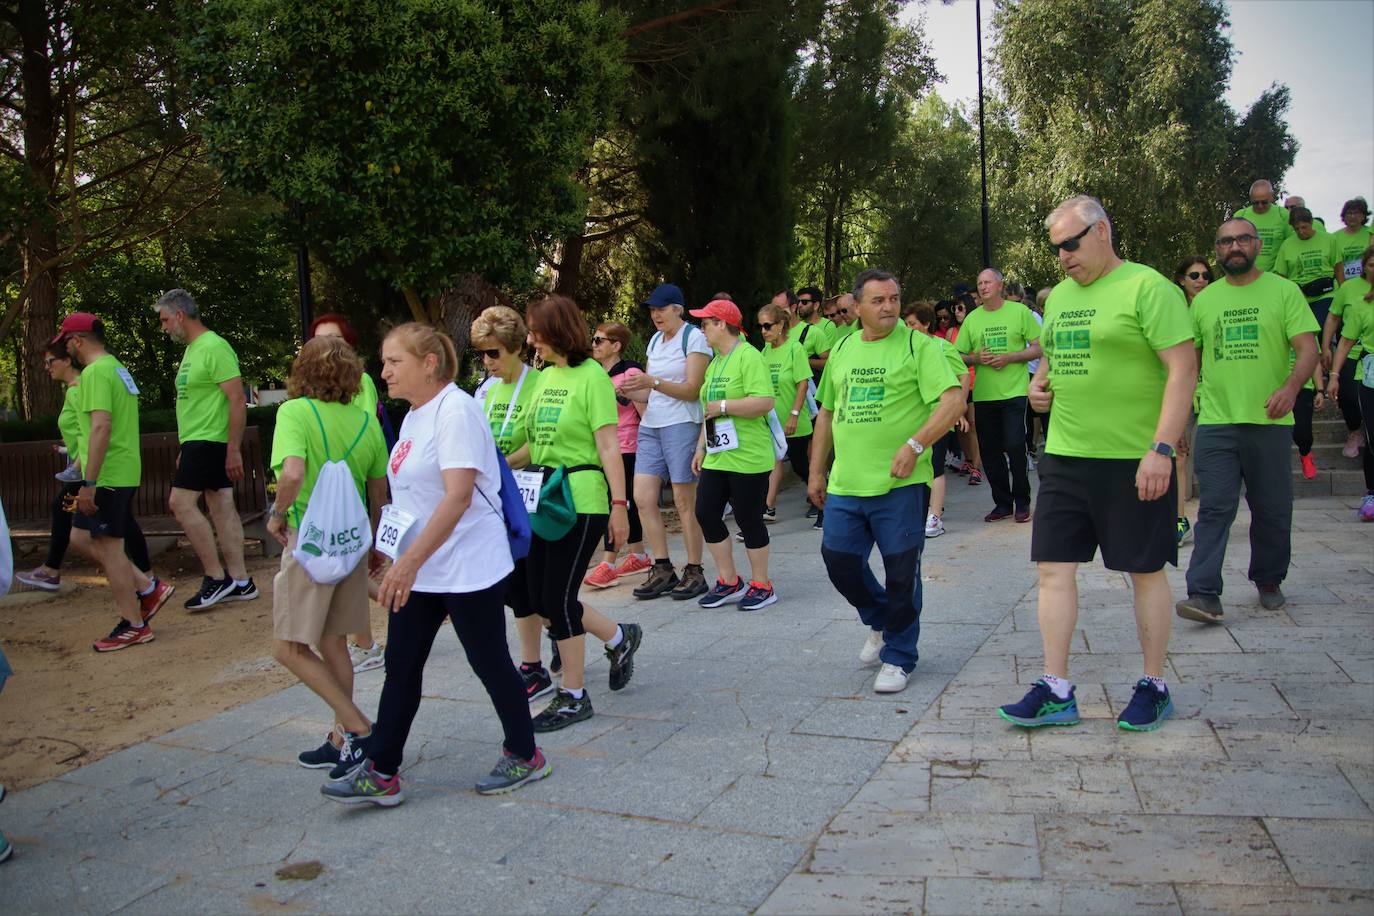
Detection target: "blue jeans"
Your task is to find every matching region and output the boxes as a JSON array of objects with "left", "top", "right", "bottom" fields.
[{"left": 821, "top": 484, "right": 928, "bottom": 672}]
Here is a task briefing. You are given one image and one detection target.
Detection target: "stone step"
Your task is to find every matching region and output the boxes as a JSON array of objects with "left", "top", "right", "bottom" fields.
[
  {"left": 1290, "top": 442, "right": 1364, "bottom": 471},
  {"left": 1312, "top": 416, "right": 1358, "bottom": 445},
  {"left": 1292, "top": 467, "right": 1368, "bottom": 497}
]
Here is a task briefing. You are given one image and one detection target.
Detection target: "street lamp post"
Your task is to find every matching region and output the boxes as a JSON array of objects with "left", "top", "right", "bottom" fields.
[
  {"left": 975, "top": 0, "right": 991, "bottom": 268},
  {"left": 292, "top": 201, "right": 313, "bottom": 338}
]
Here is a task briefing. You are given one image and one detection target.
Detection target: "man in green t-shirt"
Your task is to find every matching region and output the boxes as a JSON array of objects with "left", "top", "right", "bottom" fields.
[
  {"left": 1176, "top": 218, "right": 1320, "bottom": 626},
  {"left": 999, "top": 195, "right": 1196, "bottom": 734},
  {"left": 1272, "top": 207, "right": 1341, "bottom": 326},
  {"left": 957, "top": 268, "right": 1043, "bottom": 522},
  {"left": 1234, "top": 180, "right": 1292, "bottom": 273},
  {"left": 810, "top": 269, "right": 963, "bottom": 696},
  {"left": 794, "top": 285, "right": 836, "bottom": 384},
  {"left": 155, "top": 289, "right": 256, "bottom": 611}
]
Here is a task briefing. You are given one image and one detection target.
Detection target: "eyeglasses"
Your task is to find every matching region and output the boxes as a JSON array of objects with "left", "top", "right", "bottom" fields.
[
  {"left": 1186, "top": 271, "right": 1211, "bottom": 281},
  {"left": 1048, "top": 224, "right": 1093, "bottom": 253},
  {"left": 1215, "top": 234, "right": 1257, "bottom": 249},
  {"left": 43, "top": 357, "right": 58, "bottom": 367},
  {"left": 590, "top": 335, "right": 613, "bottom": 346},
  {"left": 758, "top": 321, "right": 777, "bottom": 331},
  {"left": 475, "top": 347, "right": 501, "bottom": 359}
]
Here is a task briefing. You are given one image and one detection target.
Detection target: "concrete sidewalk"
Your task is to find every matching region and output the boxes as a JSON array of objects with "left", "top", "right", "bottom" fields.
[{"left": 2, "top": 480, "right": 1371, "bottom": 914}]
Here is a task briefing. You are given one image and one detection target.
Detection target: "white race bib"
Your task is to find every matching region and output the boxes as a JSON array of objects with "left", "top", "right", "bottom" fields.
[
  {"left": 705, "top": 418, "right": 739, "bottom": 454},
  {"left": 375, "top": 503, "right": 417, "bottom": 561},
  {"left": 116, "top": 367, "right": 140, "bottom": 395},
  {"left": 512, "top": 469, "right": 543, "bottom": 512},
  {"left": 1345, "top": 259, "right": 1362, "bottom": 281}
]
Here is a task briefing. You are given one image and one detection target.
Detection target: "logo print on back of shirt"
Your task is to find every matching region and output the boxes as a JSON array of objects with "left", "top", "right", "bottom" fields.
[{"left": 390, "top": 438, "right": 413, "bottom": 475}]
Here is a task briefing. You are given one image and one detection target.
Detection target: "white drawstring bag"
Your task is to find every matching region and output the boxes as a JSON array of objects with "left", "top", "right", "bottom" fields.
[{"left": 292, "top": 401, "right": 373, "bottom": 585}]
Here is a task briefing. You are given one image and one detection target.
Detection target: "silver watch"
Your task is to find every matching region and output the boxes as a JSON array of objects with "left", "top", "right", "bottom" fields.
[{"left": 905, "top": 437, "right": 925, "bottom": 456}]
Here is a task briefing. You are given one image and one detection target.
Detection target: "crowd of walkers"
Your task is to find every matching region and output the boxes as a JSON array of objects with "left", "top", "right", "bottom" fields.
[{"left": 4, "top": 185, "right": 1371, "bottom": 821}]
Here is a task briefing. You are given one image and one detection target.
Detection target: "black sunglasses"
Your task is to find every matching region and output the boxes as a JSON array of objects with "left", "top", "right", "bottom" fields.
[
  {"left": 590, "top": 335, "right": 613, "bottom": 345},
  {"left": 1186, "top": 271, "right": 1211, "bottom": 281},
  {"left": 797, "top": 298, "right": 816, "bottom": 305},
  {"left": 475, "top": 347, "right": 501, "bottom": 359},
  {"left": 1049, "top": 224, "right": 1093, "bottom": 253},
  {"left": 759, "top": 321, "right": 778, "bottom": 331}
]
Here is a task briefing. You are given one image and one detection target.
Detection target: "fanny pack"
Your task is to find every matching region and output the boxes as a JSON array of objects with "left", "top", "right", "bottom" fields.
[
  {"left": 525, "top": 463, "right": 601, "bottom": 541},
  {"left": 1299, "top": 276, "right": 1335, "bottom": 298}
]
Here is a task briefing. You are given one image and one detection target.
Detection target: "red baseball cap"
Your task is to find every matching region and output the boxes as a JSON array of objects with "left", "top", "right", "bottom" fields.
[
  {"left": 688, "top": 299, "right": 742, "bottom": 328},
  {"left": 50, "top": 312, "right": 101, "bottom": 344}
]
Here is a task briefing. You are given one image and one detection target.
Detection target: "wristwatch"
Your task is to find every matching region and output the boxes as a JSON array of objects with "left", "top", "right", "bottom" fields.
[
  {"left": 789, "top": 409, "right": 801, "bottom": 417},
  {"left": 1151, "top": 441, "right": 1176, "bottom": 458},
  {"left": 81, "top": 479, "right": 97, "bottom": 487},
  {"left": 905, "top": 437, "right": 925, "bottom": 456},
  {"left": 652, "top": 377, "right": 662, "bottom": 389}
]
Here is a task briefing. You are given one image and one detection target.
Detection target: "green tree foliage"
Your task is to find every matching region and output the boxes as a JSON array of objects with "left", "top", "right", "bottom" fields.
[{"left": 1223, "top": 84, "right": 1300, "bottom": 210}]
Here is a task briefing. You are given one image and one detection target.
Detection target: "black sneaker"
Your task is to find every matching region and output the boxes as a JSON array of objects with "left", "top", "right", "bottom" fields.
[
  {"left": 762, "top": 506, "right": 777, "bottom": 524},
  {"left": 548, "top": 634, "right": 562, "bottom": 675},
  {"left": 811, "top": 512, "right": 824, "bottom": 530},
  {"left": 298, "top": 733, "right": 341, "bottom": 770},
  {"left": 633, "top": 562, "right": 679, "bottom": 599},
  {"left": 1175, "top": 593, "right": 1223, "bottom": 624},
  {"left": 670, "top": 563, "right": 708, "bottom": 600},
  {"left": 521, "top": 663, "right": 555, "bottom": 702},
  {"left": 805, "top": 500, "right": 818, "bottom": 519},
  {"left": 329, "top": 728, "right": 371, "bottom": 779},
  {"left": 532, "top": 689, "right": 594, "bottom": 732},
  {"left": 606, "top": 623, "right": 642, "bottom": 691},
  {"left": 224, "top": 578, "right": 259, "bottom": 602},
  {"left": 184, "top": 576, "right": 233, "bottom": 611}
]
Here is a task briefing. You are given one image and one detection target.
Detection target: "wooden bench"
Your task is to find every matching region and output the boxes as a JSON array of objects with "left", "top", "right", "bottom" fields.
[{"left": 1, "top": 427, "right": 278, "bottom": 555}]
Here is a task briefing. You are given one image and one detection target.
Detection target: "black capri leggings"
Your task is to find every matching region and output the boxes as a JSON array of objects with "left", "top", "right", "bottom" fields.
[
  {"left": 1359, "top": 384, "right": 1374, "bottom": 492},
  {"left": 604, "top": 452, "right": 642, "bottom": 551},
  {"left": 781, "top": 435, "right": 811, "bottom": 485},
  {"left": 527, "top": 513, "right": 608, "bottom": 641},
  {"left": 695, "top": 468, "right": 770, "bottom": 550},
  {"left": 1292, "top": 388, "right": 1315, "bottom": 456},
  {"left": 46, "top": 481, "right": 152, "bottom": 572}
]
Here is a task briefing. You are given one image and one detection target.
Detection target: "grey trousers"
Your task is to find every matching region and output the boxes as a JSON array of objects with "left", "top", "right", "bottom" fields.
[{"left": 1186, "top": 424, "right": 1293, "bottom": 597}]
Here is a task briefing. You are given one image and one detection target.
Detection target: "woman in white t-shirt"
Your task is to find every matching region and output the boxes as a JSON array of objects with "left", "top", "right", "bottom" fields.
[
  {"left": 321, "top": 323, "right": 550, "bottom": 807},
  {"left": 616, "top": 283, "right": 712, "bottom": 601}
]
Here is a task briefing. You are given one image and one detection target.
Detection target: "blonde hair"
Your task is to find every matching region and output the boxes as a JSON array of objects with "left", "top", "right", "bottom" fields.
[
  {"left": 385, "top": 322, "right": 458, "bottom": 381},
  {"left": 470, "top": 305, "right": 527, "bottom": 355},
  {"left": 757, "top": 303, "right": 789, "bottom": 329}
]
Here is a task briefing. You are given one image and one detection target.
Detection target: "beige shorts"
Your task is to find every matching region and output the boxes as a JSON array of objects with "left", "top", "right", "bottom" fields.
[{"left": 272, "top": 530, "right": 370, "bottom": 645}]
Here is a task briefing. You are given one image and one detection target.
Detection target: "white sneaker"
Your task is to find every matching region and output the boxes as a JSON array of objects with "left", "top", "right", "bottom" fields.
[
  {"left": 349, "top": 642, "right": 384, "bottom": 673},
  {"left": 925, "top": 513, "right": 945, "bottom": 538},
  {"left": 873, "top": 663, "right": 909, "bottom": 694},
  {"left": 859, "top": 629, "right": 883, "bottom": 666},
  {"left": 1344, "top": 431, "right": 1362, "bottom": 459}
]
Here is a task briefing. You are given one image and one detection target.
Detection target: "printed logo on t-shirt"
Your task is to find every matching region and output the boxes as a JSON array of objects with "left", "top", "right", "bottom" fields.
[
  {"left": 1210, "top": 307, "right": 1261, "bottom": 361},
  {"left": 390, "top": 438, "right": 413, "bottom": 475},
  {"left": 835, "top": 369, "right": 887, "bottom": 424},
  {"left": 1045, "top": 310, "right": 1093, "bottom": 376}
]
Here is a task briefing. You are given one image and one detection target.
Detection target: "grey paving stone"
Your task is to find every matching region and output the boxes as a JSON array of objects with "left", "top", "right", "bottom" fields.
[
  {"left": 1173, "top": 885, "right": 1374, "bottom": 914},
  {"left": 938, "top": 682, "right": 1112, "bottom": 720},
  {"left": 56, "top": 741, "right": 225, "bottom": 798},
  {"left": 497, "top": 808, "right": 685, "bottom": 884},
  {"left": 923, "top": 877, "right": 1180, "bottom": 915},
  {"left": 757, "top": 873, "right": 925, "bottom": 914},
  {"left": 692, "top": 775, "right": 861, "bottom": 838},
  {"left": 531, "top": 756, "right": 738, "bottom": 822},
  {"left": 0, "top": 847, "right": 171, "bottom": 916},
  {"left": 1014, "top": 652, "right": 1182, "bottom": 685},
  {"left": 153, "top": 690, "right": 305, "bottom": 752},
  {"left": 590, "top": 885, "right": 743, "bottom": 915},
  {"left": 930, "top": 759, "right": 1140, "bottom": 814},
  {"left": 1278, "top": 682, "right": 1374, "bottom": 719},
  {"left": 310, "top": 863, "right": 610, "bottom": 915},
  {"left": 759, "top": 732, "right": 894, "bottom": 784},
  {"left": 637, "top": 828, "right": 810, "bottom": 906},
  {"left": 1103, "top": 680, "right": 1295, "bottom": 720},
  {"left": 1027, "top": 718, "right": 1226, "bottom": 761},
  {"left": 809, "top": 812, "right": 1041, "bottom": 879},
  {"left": 1229, "top": 625, "right": 1374, "bottom": 653},
  {"left": 1330, "top": 650, "right": 1374, "bottom": 684},
  {"left": 1086, "top": 625, "right": 1241, "bottom": 654},
  {"left": 119, "top": 877, "right": 306, "bottom": 915},
  {"left": 792, "top": 691, "right": 941, "bottom": 742},
  {"left": 840, "top": 761, "right": 930, "bottom": 817},
  {"left": 1168, "top": 650, "right": 1351, "bottom": 683},
  {"left": 1340, "top": 763, "right": 1374, "bottom": 812},
  {"left": 889, "top": 717, "right": 1032, "bottom": 763},
  {"left": 1131, "top": 759, "right": 1367, "bottom": 818},
  {"left": 1037, "top": 814, "right": 1290, "bottom": 885},
  {"left": 1212, "top": 718, "right": 1374, "bottom": 765},
  {"left": 940, "top": 653, "right": 1016, "bottom": 685},
  {"left": 973, "top": 629, "right": 1088, "bottom": 657},
  {"left": 1264, "top": 818, "right": 1374, "bottom": 889},
  {"left": 99, "top": 803, "right": 302, "bottom": 873}
]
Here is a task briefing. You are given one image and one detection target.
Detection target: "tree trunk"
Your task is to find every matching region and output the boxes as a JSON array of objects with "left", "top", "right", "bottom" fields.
[
  {"left": 430, "top": 273, "right": 504, "bottom": 384},
  {"left": 551, "top": 232, "right": 585, "bottom": 299}
]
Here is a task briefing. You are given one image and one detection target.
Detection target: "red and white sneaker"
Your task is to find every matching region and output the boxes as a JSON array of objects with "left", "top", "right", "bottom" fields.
[
  {"left": 583, "top": 562, "right": 620, "bottom": 589},
  {"left": 93, "top": 620, "right": 155, "bottom": 653},
  {"left": 613, "top": 553, "right": 652, "bottom": 578},
  {"left": 1300, "top": 453, "right": 1317, "bottom": 480},
  {"left": 139, "top": 578, "right": 175, "bottom": 624}
]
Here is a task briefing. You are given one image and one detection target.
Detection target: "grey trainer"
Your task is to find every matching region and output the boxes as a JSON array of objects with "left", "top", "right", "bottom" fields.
[{"left": 1176, "top": 593, "right": 1223, "bottom": 624}]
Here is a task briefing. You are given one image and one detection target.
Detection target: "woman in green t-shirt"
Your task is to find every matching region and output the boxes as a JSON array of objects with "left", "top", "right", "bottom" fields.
[
  {"left": 1327, "top": 247, "right": 1374, "bottom": 520},
  {"left": 1170, "top": 255, "right": 1213, "bottom": 544},
  {"left": 687, "top": 299, "right": 780, "bottom": 611},
  {"left": 1334, "top": 198, "right": 1372, "bottom": 284},
  {"left": 758, "top": 303, "right": 814, "bottom": 523}
]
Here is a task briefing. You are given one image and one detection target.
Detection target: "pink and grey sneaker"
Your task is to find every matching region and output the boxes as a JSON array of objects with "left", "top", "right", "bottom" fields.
[
  {"left": 15, "top": 568, "right": 60, "bottom": 591},
  {"left": 1360, "top": 493, "right": 1374, "bottom": 523},
  {"left": 583, "top": 562, "right": 620, "bottom": 589}
]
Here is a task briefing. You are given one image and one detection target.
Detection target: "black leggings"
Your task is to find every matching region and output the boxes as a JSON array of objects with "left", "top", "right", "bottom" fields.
[
  {"left": 1292, "top": 388, "right": 1315, "bottom": 456},
  {"left": 527, "top": 513, "right": 607, "bottom": 640},
  {"left": 696, "top": 468, "right": 770, "bottom": 550},
  {"left": 369, "top": 582, "right": 535, "bottom": 774},
  {"left": 1338, "top": 359, "right": 1362, "bottom": 432},
  {"left": 1360, "top": 384, "right": 1374, "bottom": 492},
  {"left": 779, "top": 435, "right": 811, "bottom": 489},
  {"left": 45, "top": 481, "right": 152, "bottom": 572},
  {"left": 604, "top": 452, "right": 642, "bottom": 551}
]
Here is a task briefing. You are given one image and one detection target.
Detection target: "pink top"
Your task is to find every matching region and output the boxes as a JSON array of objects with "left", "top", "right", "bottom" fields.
[{"left": 608, "top": 362, "right": 644, "bottom": 454}]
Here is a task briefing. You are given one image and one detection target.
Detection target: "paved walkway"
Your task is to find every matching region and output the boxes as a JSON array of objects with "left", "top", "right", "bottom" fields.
[{"left": 3, "top": 479, "right": 1371, "bottom": 914}]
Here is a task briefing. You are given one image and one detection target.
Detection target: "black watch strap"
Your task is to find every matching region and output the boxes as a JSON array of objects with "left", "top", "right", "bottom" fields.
[{"left": 1152, "top": 441, "right": 1175, "bottom": 458}]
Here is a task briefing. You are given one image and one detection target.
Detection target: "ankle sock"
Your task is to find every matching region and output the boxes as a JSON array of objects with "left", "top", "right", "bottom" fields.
[
  {"left": 233, "top": 578, "right": 250, "bottom": 588},
  {"left": 1144, "top": 675, "right": 1167, "bottom": 694},
  {"left": 607, "top": 625, "right": 624, "bottom": 649},
  {"left": 137, "top": 580, "right": 157, "bottom": 597},
  {"left": 1042, "top": 674, "right": 1073, "bottom": 699},
  {"left": 565, "top": 686, "right": 585, "bottom": 699}
]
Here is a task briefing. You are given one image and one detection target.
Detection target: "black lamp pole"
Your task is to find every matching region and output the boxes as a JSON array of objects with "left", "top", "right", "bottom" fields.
[
  {"left": 975, "top": 0, "right": 991, "bottom": 268},
  {"left": 293, "top": 201, "right": 313, "bottom": 337}
]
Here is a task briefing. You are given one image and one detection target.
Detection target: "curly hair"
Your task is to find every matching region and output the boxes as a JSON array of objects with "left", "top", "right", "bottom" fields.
[
  {"left": 287, "top": 336, "right": 363, "bottom": 403},
  {"left": 470, "top": 305, "right": 528, "bottom": 355}
]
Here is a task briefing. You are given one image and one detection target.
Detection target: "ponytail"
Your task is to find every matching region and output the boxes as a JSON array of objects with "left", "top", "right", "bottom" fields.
[{"left": 385, "top": 322, "right": 458, "bottom": 381}]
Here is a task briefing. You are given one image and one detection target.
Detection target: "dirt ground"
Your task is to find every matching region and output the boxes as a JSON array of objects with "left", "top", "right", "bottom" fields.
[{"left": 0, "top": 540, "right": 390, "bottom": 792}]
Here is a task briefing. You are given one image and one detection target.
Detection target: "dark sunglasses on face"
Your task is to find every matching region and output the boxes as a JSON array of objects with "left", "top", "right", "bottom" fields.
[
  {"left": 43, "top": 357, "right": 58, "bottom": 367},
  {"left": 591, "top": 336, "right": 612, "bottom": 345},
  {"left": 1186, "top": 271, "right": 1211, "bottom": 281},
  {"left": 1049, "top": 224, "right": 1093, "bottom": 253},
  {"left": 797, "top": 298, "right": 816, "bottom": 305},
  {"left": 475, "top": 347, "right": 501, "bottom": 359},
  {"left": 759, "top": 321, "right": 777, "bottom": 331}
]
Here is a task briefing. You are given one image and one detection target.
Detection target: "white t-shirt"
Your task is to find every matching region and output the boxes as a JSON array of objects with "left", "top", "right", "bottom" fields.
[
  {"left": 1027, "top": 310, "right": 1044, "bottom": 375},
  {"left": 642, "top": 323, "right": 712, "bottom": 428},
  {"left": 387, "top": 383, "right": 513, "bottom": 593}
]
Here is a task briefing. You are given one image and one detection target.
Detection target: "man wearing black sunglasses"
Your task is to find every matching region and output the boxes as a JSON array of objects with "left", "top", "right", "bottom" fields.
[
  {"left": 794, "top": 285, "right": 835, "bottom": 384},
  {"left": 1235, "top": 180, "right": 1293, "bottom": 273},
  {"left": 998, "top": 195, "right": 1196, "bottom": 735}
]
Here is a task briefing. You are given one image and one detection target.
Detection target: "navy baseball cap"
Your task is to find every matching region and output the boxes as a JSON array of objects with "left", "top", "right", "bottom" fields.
[{"left": 643, "top": 283, "right": 684, "bottom": 309}]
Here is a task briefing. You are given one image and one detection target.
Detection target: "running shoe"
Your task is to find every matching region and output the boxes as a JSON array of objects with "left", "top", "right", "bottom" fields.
[
  {"left": 1256, "top": 583, "right": 1286, "bottom": 610},
  {"left": 321, "top": 760, "right": 403, "bottom": 807},
  {"left": 734, "top": 532, "right": 745, "bottom": 543},
  {"left": 583, "top": 562, "right": 620, "bottom": 589},
  {"left": 15, "top": 568, "right": 60, "bottom": 591},
  {"left": 805, "top": 500, "right": 819, "bottom": 518},
  {"left": 139, "top": 577, "right": 175, "bottom": 624},
  {"left": 924, "top": 514, "right": 945, "bottom": 538},
  {"left": 873, "top": 663, "right": 910, "bottom": 694},
  {"left": 967, "top": 467, "right": 983, "bottom": 486},
  {"left": 521, "top": 663, "right": 555, "bottom": 702},
  {"left": 606, "top": 623, "right": 642, "bottom": 691},
  {"left": 1360, "top": 493, "right": 1374, "bottom": 522},
  {"left": 1175, "top": 593, "right": 1223, "bottom": 624},
  {"left": 997, "top": 680, "right": 1081, "bottom": 727},
  {"left": 984, "top": 508, "right": 1013, "bottom": 522},
  {"left": 532, "top": 689, "right": 594, "bottom": 732},
  {"left": 1117, "top": 679, "right": 1174, "bottom": 732},
  {"left": 738, "top": 581, "right": 777, "bottom": 611},
  {"left": 613, "top": 553, "right": 653, "bottom": 578},
  {"left": 1344, "top": 430, "right": 1362, "bottom": 459},
  {"left": 55, "top": 460, "right": 83, "bottom": 483},
  {"left": 946, "top": 453, "right": 963, "bottom": 472},
  {"left": 670, "top": 563, "right": 709, "bottom": 600},
  {"left": 1014, "top": 507, "right": 1032, "bottom": 523},
  {"left": 329, "top": 729, "right": 371, "bottom": 779},
  {"left": 224, "top": 578, "right": 259, "bottom": 602},
  {"left": 93, "top": 619, "right": 154, "bottom": 653},
  {"left": 811, "top": 512, "right": 824, "bottom": 530},
  {"left": 697, "top": 576, "right": 747, "bottom": 608},
  {"left": 859, "top": 629, "right": 883, "bottom": 666},
  {"left": 298, "top": 730, "right": 342, "bottom": 770},
  {"left": 1176, "top": 517, "right": 1192, "bottom": 545},
  {"left": 633, "top": 563, "right": 679, "bottom": 599},
  {"left": 475, "top": 748, "right": 552, "bottom": 795},
  {"left": 762, "top": 506, "right": 777, "bottom": 524},
  {"left": 184, "top": 575, "right": 233, "bottom": 611},
  {"left": 1027, "top": 453, "right": 1036, "bottom": 472},
  {"left": 1300, "top": 453, "right": 1317, "bottom": 480},
  {"left": 349, "top": 641, "right": 385, "bottom": 673},
  {"left": 957, "top": 461, "right": 973, "bottom": 476}
]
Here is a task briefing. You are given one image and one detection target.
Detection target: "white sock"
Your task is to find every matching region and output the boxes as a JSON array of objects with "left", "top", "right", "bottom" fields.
[
  {"left": 233, "top": 578, "right": 250, "bottom": 588},
  {"left": 137, "top": 580, "right": 157, "bottom": 597},
  {"left": 1042, "top": 674, "right": 1073, "bottom": 699},
  {"left": 564, "top": 686, "right": 585, "bottom": 699},
  {"left": 1145, "top": 675, "right": 1168, "bottom": 693},
  {"left": 606, "top": 625, "right": 624, "bottom": 649}
]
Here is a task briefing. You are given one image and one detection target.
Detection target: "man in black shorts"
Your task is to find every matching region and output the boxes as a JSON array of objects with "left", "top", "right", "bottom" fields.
[
  {"left": 156, "top": 289, "right": 256, "bottom": 610},
  {"left": 998, "top": 195, "right": 1196, "bottom": 733}
]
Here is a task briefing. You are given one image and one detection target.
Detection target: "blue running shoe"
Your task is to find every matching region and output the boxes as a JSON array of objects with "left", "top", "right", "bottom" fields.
[
  {"left": 997, "top": 680, "right": 1081, "bottom": 727},
  {"left": 1117, "top": 679, "right": 1174, "bottom": 732},
  {"left": 697, "top": 576, "right": 747, "bottom": 608}
]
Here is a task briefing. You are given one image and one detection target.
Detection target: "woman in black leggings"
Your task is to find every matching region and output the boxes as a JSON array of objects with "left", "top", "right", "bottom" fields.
[{"left": 757, "top": 303, "right": 813, "bottom": 523}]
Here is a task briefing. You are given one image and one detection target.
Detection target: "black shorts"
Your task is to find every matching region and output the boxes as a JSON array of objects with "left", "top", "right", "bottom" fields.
[
  {"left": 73, "top": 486, "right": 138, "bottom": 540},
  {"left": 1030, "top": 454, "right": 1177, "bottom": 573},
  {"left": 173, "top": 440, "right": 232, "bottom": 491},
  {"left": 931, "top": 430, "right": 955, "bottom": 479}
]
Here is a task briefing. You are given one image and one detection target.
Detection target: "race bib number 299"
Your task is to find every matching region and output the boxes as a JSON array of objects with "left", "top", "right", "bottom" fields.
[{"left": 375, "top": 504, "right": 417, "bottom": 560}]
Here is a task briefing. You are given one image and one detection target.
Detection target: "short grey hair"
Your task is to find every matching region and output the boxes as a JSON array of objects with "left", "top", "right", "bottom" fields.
[
  {"left": 852, "top": 268, "right": 900, "bottom": 302},
  {"left": 1044, "top": 195, "right": 1112, "bottom": 243},
  {"left": 154, "top": 288, "right": 199, "bottom": 319},
  {"left": 979, "top": 268, "right": 1004, "bottom": 282}
]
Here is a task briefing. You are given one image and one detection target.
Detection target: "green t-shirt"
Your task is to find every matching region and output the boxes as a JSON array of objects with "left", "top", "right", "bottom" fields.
[
  {"left": 1339, "top": 298, "right": 1374, "bottom": 388},
  {"left": 1273, "top": 233, "right": 1340, "bottom": 302},
  {"left": 701, "top": 340, "right": 776, "bottom": 473},
  {"left": 175, "top": 330, "right": 241, "bottom": 443},
  {"left": 797, "top": 318, "right": 836, "bottom": 362},
  {"left": 59, "top": 382, "right": 83, "bottom": 462},
  {"left": 1042, "top": 261, "right": 1193, "bottom": 459},
  {"left": 817, "top": 325, "right": 960, "bottom": 496},
  {"left": 931, "top": 333, "right": 969, "bottom": 387},
  {"left": 483, "top": 366, "right": 540, "bottom": 456},
  {"left": 353, "top": 371, "right": 379, "bottom": 416},
  {"left": 1234, "top": 205, "right": 1293, "bottom": 272},
  {"left": 1332, "top": 227, "right": 1372, "bottom": 282},
  {"left": 270, "top": 398, "right": 387, "bottom": 529},
  {"left": 1192, "top": 273, "right": 1320, "bottom": 426},
  {"left": 761, "top": 338, "right": 814, "bottom": 439},
  {"left": 1331, "top": 276, "right": 1372, "bottom": 361},
  {"left": 77, "top": 354, "right": 142, "bottom": 487},
  {"left": 954, "top": 300, "right": 1040, "bottom": 402},
  {"left": 525, "top": 359, "right": 618, "bottom": 514}
]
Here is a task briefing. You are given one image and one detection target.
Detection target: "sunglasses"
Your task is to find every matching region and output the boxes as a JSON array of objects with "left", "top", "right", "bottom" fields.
[
  {"left": 475, "top": 347, "right": 501, "bottom": 359},
  {"left": 797, "top": 298, "right": 816, "bottom": 305},
  {"left": 1049, "top": 224, "right": 1093, "bottom": 253},
  {"left": 43, "top": 357, "right": 59, "bottom": 367},
  {"left": 1186, "top": 271, "right": 1211, "bottom": 281},
  {"left": 758, "top": 321, "right": 778, "bottom": 331},
  {"left": 1215, "top": 234, "right": 1257, "bottom": 248},
  {"left": 590, "top": 335, "right": 614, "bottom": 346},
  {"left": 1249, "top": 200, "right": 1272, "bottom": 207}
]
